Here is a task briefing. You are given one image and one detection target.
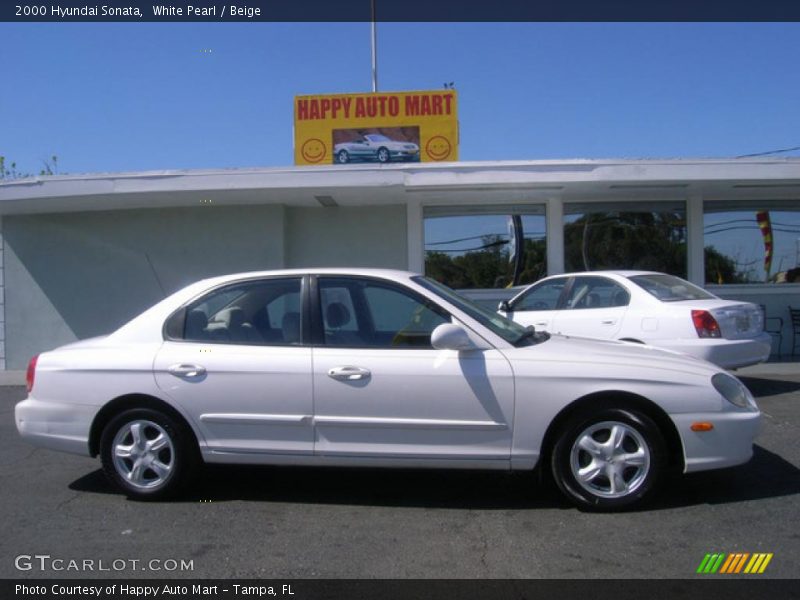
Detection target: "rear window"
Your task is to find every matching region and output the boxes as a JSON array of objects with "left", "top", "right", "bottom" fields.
[{"left": 629, "top": 274, "right": 715, "bottom": 302}]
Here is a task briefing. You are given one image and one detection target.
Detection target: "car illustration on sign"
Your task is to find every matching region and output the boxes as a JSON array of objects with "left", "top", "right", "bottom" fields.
[
  {"left": 499, "top": 271, "right": 772, "bottom": 370},
  {"left": 16, "top": 269, "right": 760, "bottom": 511},
  {"left": 333, "top": 134, "right": 420, "bottom": 164}
]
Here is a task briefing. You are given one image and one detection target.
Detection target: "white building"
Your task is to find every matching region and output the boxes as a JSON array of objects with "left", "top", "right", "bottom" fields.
[{"left": 1, "top": 158, "right": 798, "bottom": 372}]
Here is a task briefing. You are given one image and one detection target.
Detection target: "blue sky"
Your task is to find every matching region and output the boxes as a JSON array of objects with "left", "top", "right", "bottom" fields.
[{"left": 2, "top": 22, "right": 800, "bottom": 175}]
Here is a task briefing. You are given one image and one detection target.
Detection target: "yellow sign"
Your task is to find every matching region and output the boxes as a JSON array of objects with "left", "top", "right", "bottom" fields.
[{"left": 294, "top": 90, "right": 458, "bottom": 166}]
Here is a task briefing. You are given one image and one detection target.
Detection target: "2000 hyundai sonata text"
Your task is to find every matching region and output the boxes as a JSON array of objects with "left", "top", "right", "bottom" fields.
[{"left": 16, "top": 269, "right": 760, "bottom": 510}]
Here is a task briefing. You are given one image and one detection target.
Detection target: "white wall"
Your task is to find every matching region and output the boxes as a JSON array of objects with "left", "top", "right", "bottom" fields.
[
  {"left": 285, "top": 205, "right": 407, "bottom": 269},
  {"left": 4, "top": 205, "right": 286, "bottom": 369}
]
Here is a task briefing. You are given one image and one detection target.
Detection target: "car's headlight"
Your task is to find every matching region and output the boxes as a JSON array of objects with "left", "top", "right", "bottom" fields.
[{"left": 712, "top": 373, "right": 758, "bottom": 411}]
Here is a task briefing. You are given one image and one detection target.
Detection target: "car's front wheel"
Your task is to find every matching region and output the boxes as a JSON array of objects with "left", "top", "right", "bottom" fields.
[
  {"left": 551, "top": 408, "right": 665, "bottom": 511},
  {"left": 376, "top": 147, "right": 390, "bottom": 163},
  {"left": 100, "top": 408, "right": 197, "bottom": 500}
]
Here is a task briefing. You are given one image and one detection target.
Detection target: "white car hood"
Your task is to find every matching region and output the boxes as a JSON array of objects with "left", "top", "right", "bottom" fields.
[{"left": 510, "top": 333, "right": 720, "bottom": 379}]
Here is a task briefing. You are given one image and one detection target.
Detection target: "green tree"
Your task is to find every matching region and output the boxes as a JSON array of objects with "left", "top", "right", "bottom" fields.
[
  {"left": 565, "top": 211, "right": 688, "bottom": 276},
  {"left": 425, "top": 236, "right": 547, "bottom": 289},
  {"left": 0, "top": 155, "right": 59, "bottom": 180},
  {"left": 705, "top": 245, "right": 748, "bottom": 284}
]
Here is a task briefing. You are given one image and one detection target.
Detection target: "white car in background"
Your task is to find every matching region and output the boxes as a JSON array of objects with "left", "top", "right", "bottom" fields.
[
  {"left": 499, "top": 271, "right": 771, "bottom": 369},
  {"left": 16, "top": 269, "right": 761, "bottom": 511}
]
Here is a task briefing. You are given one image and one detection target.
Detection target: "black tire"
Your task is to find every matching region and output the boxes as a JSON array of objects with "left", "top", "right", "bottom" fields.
[
  {"left": 376, "top": 147, "right": 390, "bottom": 163},
  {"left": 100, "top": 408, "right": 198, "bottom": 500},
  {"left": 336, "top": 149, "right": 350, "bottom": 164},
  {"left": 550, "top": 408, "right": 665, "bottom": 511}
]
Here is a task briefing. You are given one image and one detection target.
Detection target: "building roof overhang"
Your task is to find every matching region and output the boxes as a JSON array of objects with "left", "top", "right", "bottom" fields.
[{"left": 1, "top": 158, "right": 799, "bottom": 215}]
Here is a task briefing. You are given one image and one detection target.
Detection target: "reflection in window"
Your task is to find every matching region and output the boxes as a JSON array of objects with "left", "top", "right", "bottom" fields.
[
  {"left": 423, "top": 206, "right": 547, "bottom": 289},
  {"left": 704, "top": 202, "right": 800, "bottom": 284},
  {"left": 513, "top": 278, "right": 567, "bottom": 311},
  {"left": 564, "top": 277, "right": 630, "bottom": 309},
  {"left": 564, "top": 203, "right": 687, "bottom": 278},
  {"left": 180, "top": 278, "right": 302, "bottom": 346},
  {"left": 318, "top": 277, "right": 449, "bottom": 348},
  {"left": 629, "top": 273, "right": 714, "bottom": 302}
]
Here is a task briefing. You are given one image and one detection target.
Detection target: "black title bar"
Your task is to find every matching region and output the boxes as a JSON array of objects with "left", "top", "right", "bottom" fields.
[
  {"left": 4, "top": 0, "right": 800, "bottom": 22},
  {"left": 4, "top": 579, "right": 800, "bottom": 600}
]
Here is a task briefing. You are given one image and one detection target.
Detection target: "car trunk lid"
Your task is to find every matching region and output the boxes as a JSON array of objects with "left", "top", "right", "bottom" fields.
[
  {"left": 674, "top": 299, "right": 764, "bottom": 340},
  {"left": 710, "top": 303, "right": 764, "bottom": 340}
]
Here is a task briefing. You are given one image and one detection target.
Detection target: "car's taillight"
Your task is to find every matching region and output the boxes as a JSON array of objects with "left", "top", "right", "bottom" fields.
[
  {"left": 26, "top": 354, "right": 39, "bottom": 393},
  {"left": 692, "top": 310, "right": 721, "bottom": 338}
]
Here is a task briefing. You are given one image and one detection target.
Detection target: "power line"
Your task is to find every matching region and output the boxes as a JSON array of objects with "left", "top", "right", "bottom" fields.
[
  {"left": 704, "top": 219, "right": 800, "bottom": 229},
  {"left": 427, "top": 232, "right": 546, "bottom": 246},
  {"left": 736, "top": 145, "right": 800, "bottom": 158},
  {"left": 706, "top": 225, "right": 800, "bottom": 235}
]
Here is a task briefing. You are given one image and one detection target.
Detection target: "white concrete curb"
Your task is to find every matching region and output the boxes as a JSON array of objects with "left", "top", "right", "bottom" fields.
[{"left": 0, "top": 370, "right": 25, "bottom": 385}]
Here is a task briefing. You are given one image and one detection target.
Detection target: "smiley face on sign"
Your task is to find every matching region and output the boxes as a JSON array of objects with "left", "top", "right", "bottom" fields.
[
  {"left": 425, "top": 136, "right": 452, "bottom": 161},
  {"left": 301, "top": 138, "right": 327, "bottom": 164}
]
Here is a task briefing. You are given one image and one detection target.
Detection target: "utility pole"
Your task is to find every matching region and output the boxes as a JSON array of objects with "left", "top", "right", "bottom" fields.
[{"left": 371, "top": 0, "right": 378, "bottom": 92}]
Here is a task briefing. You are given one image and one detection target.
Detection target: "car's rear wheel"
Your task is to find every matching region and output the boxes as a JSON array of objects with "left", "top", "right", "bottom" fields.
[
  {"left": 100, "top": 408, "right": 197, "bottom": 500},
  {"left": 376, "top": 147, "right": 390, "bottom": 163},
  {"left": 551, "top": 408, "right": 665, "bottom": 511},
  {"left": 336, "top": 149, "right": 350, "bottom": 164}
]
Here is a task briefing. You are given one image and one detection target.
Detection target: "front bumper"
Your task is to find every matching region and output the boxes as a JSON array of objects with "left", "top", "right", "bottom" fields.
[
  {"left": 656, "top": 333, "right": 772, "bottom": 369},
  {"left": 389, "top": 150, "right": 419, "bottom": 160},
  {"left": 673, "top": 409, "right": 761, "bottom": 473},
  {"left": 15, "top": 397, "right": 94, "bottom": 457}
]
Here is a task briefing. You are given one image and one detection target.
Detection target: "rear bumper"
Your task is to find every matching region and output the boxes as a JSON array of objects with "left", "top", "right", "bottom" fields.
[
  {"left": 672, "top": 409, "right": 761, "bottom": 473},
  {"left": 656, "top": 333, "right": 772, "bottom": 369},
  {"left": 15, "top": 397, "right": 94, "bottom": 457}
]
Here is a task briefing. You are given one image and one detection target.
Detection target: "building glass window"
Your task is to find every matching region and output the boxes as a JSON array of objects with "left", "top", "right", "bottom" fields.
[
  {"left": 704, "top": 201, "right": 800, "bottom": 284},
  {"left": 423, "top": 205, "right": 547, "bottom": 289},
  {"left": 564, "top": 202, "right": 687, "bottom": 278}
]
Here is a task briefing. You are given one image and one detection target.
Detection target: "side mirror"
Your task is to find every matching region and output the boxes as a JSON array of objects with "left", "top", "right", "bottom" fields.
[
  {"left": 498, "top": 300, "right": 511, "bottom": 313},
  {"left": 431, "top": 323, "right": 479, "bottom": 351}
]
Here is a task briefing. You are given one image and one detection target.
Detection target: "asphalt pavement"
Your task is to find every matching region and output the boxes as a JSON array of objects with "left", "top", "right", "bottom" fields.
[{"left": 1, "top": 369, "right": 799, "bottom": 579}]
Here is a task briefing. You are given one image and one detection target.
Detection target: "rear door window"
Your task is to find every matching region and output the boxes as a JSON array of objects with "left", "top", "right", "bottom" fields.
[
  {"left": 170, "top": 277, "right": 303, "bottom": 346},
  {"left": 563, "top": 277, "right": 630, "bottom": 310}
]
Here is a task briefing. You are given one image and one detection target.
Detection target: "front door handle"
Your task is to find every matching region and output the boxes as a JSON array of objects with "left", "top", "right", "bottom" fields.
[
  {"left": 328, "top": 366, "right": 371, "bottom": 381},
  {"left": 601, "top": 319, "right": 617, "bottom": 325},
  {"left": 168, "top": 363, "right": 207, "bottom": 378}
]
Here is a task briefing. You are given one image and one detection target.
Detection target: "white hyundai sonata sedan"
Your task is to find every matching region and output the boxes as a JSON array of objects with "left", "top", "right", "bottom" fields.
[
  {"left": 499, "top": 271, "right": 772, "bottom": 370},
  {"left": 16, "top": 269, "right": 760, "bottom": 510}
]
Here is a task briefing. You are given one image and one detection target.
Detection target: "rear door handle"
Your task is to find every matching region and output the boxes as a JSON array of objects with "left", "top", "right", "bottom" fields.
[
  {"left": 601, "top": 319, "right": 617, "bottom": 325},
  {"left": 328, "top": 366, "right": 371, "bottom": 381},
  {"left": 168, "top": 363, "right": 207, "bottom": 378}
]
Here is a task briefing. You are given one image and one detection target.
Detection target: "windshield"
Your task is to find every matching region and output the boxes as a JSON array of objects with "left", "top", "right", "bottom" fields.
[
  {"left": 365, "top": 134, "right": 390, "bottom": 142},
  {"left": 413, "top": 276, "right": 539, "bottom": 346},
  {"left": 629, "top": 273, "right": 716, "bottom": 302}
]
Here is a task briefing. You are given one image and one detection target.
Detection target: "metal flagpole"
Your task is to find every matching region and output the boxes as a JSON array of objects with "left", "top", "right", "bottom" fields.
[{"left": 371, "top": 0, "right": 378, "bottom": 92}]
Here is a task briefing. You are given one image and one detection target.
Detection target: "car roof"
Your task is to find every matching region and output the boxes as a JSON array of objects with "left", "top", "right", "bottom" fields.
[
  {"left": 194, "top": 268, "right": 419, "bottom": 288},
  {"left": 543, "top": 270, "right": 661, "bottom": 279}
]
